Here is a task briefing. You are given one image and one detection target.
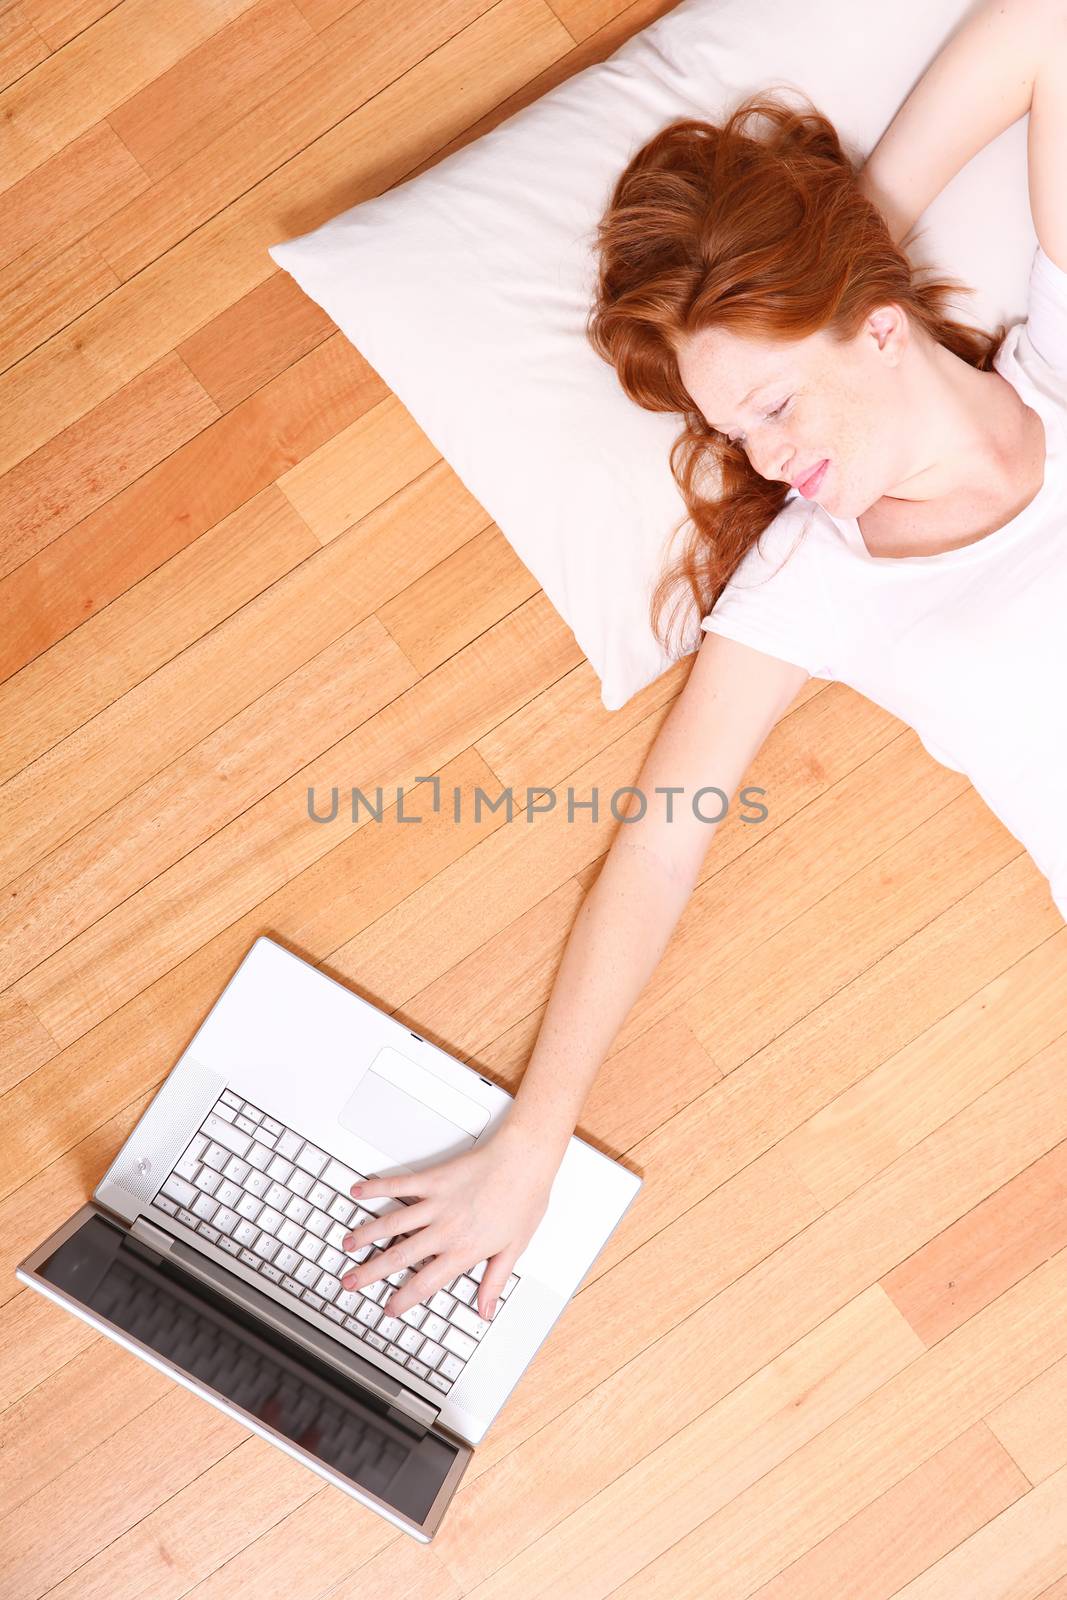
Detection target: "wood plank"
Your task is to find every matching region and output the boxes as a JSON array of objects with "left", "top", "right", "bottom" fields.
[
  {"left": 0, "top": 0, "right": 569, "bottom": 476},
  {"left": 0, "top": 353, "right": 220, "bottom": 581},
  {"left": 0, "top": 0, "right": 256, "bottom": 190},
  {"left": 0, "top": 478, "right": 319, "bottom": 786},
  {"left": 0, "top": 120, "right": 146, "bottom": 275},
  {"left": 108, "top": 0, "right": 325, "bottom": 182},
  {"left": 0, "top": 334, "right": 383, "bottom": 681},
  {"left": 0, "top": 7, "right": 49, "bottom": 91},
  {"left": 0, "top": 990, "right": 56, "bottom": 1097},
  {"left": 176, "top": 263, "right": 335, "bottom": 416},
  {"left": 0, "top": 234, "right": 117, "bottom": 374}
]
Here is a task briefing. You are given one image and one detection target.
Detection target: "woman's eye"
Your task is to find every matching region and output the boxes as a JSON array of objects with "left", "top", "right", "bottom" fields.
[{"left": 727, "top": 396, "right": 791, "bottom": 446}]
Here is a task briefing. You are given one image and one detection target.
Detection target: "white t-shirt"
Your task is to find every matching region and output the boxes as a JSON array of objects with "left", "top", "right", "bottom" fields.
[{"left": 700, "top": 243, "right": 1067, "bottom": 920}]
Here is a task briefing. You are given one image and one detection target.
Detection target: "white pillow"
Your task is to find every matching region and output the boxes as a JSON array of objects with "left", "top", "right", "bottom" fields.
[{"left": 268, "top": 0, "right": 1038, "bottom": 710}]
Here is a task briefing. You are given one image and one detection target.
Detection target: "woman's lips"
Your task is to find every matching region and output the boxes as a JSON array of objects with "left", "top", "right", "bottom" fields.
[{"left": 795, "top": 459, "right": 829, "bottom": 497}]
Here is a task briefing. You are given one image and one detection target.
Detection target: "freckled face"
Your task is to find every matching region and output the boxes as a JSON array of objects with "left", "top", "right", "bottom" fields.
[{"left": 673, "top": 315, "right": 913, "bottom": 518}]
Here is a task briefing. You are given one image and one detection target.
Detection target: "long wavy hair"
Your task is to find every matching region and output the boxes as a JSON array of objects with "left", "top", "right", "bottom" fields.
[{"left": 586, "top": 89, "right": 1008, "bottom": 656}]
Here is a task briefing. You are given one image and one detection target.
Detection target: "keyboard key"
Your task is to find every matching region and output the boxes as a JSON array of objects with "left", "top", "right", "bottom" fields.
[
  {"left": 191, "top": 1194, "right": 218, "bottom": 1222},
  {"left": 253, "top": 1233, "right": 279, "bottom": 1263},
  {"left": 306, "top": 1209, "right": 331, "bottom": 1239},
  {"left": 254, "top": 1128, "right": 276, "bottom": 1150},
  {"left": 177, "top": 1208, "right": 199, "bottom": 1228},
  {"left": 267, "top": 1156, "right": 293, "bottom": 1184},
  {"left": 219, "top": 1236, "right": 240, "bottom": 1256},
  {"left": 442, "top": 1326, "right": 476, "bottom": 1362},
  {"left": 261, "top": 1263, "right": 283, "bottom": 1284},
  {"left": 235, "top": 1115, "right": 257, "bottom": 1135},
  {"left": 239, "top": 1248, "right": 260, "bottom": 1269},
  {"left": 244, "top": 1169, "right": 270, "bottom": 1198},
  {"left": 263, "top": 1117, "right": 283, "bottom": 1136},
  {"left": 221, "top": 1090, "right": 242, "bottom": 1110},
  {"left": 265, "top": 1182, "right": 289, "bottom": 1210},
  {"left": 216, "top": 1179, "right": 242, "bottom": 1208},
  {"left": 323, "top": 1158, "right": 359, "bottom": 1194},
  {"left": 397, "top": 1326, "right": 424, "bottom": 1355},
  {"left": 195, "top": 1167, "right": 222, "bottom": 1197},
  {"left": 198, "top": 1223, "right": 220, "bottom": 1245},
  {"left": 316, "top": 1273, "right": 341, "bottom": 1303},
  {"left": 289, "top": 1170, "right": 312, "bottom": 1198},
  {"left": 284, "top": 1196, "right": 311, "bottom": 1226},
  {"left": 278, "top": 1219, "right": 303, "bottom": 1248},
  {"left": 428, "top": 1290, "right": 456, "bottom": 1318},
  {"left": 451, "top": 1303, "right": 489, "bottom": 1338},
  {"left": 236, "top": 1193, "right": 262, "bottom": 1222},
  {"left": 281, "top": 1276, "right": 303, "bottom": 1296},
  {"left": 241, "top": 1105, "right": 263, "bottom": 1124},
  {"left": 323, "top": 1305, "right": 344, "bottom": 1324},
  {"left": 295, "top": 1143, "right": 327, "bottom": 1178},
  {"left": 214, "top": 1102, "right": 236, "bottom": 1122},
  {"left": 308, "top": 1181, "right": 334, "bottom": 1210},
  {"left": 452, "top": 1276, "right": 477, "bottom": 1306},
  {"left": 234, "top": 1220, "right": 258, "bottom": 1247},
  {"left": 201, "top": 1142, "right": 230, "bottom": 1173},
  {"left": 213, "top": 1207, "right": 239, "bottom": 1236},
  {"left": 257, "top": 1207, "right": 283, "bottom": 1235},
  {"left": 224, "top": 1156, "right": 250, "bottom": 1185},
  {"left": 318, "top": 1246, "right": 344, "bottom": 1276},
  {"left": 275, "top": 1246, "right": 300, "bottom": 1275},
  {"left": 155, "top": 1195, "right": 179, "bottom": 1216},
  {"left": 203, "top": 1114, "right": 251, "bottom": 1157},
  {"left": 355, "top": 1301, "right": 381, "bottom": 1328},
  {"left": 377, "top": 1314, "right": 403, "bottom": 1344},
  {"left": 422, "top": 1312, "right": 448, "bottom": 1343},
  {"left": 326, "top": 1221, "right": 348, "bottom": 1250},
  {"left": 335, "top": 1290, "right": 359, "bottom": 1315},
  {"left": 161, "top": 1174, "right": 196, "bottom": 1208},
  {"left": 328, "top": 1196, "right": 355, "bottom": 1226},
  {"left": 246, "top": 1141, "right": 272, "bottom": 1171},
  {"left": 303, "top": 1291, "right": 324, "bottom": 1311},
  {"left": 419, "top": 1338, "right": 444, "bottom": 1368},
  {"left": 175, "top": 1135, "right": 207, "bottom": 1179},
  {"left": 294, "top": 1259, "right": 320, "bottom": 1289},
  {"left": 275, "top": 1130, "right": 303, "bottom": 1160},
  {"left": 364, "top": 1332, "right": 387, "bottom": 1353},
  {"left": 427, "top": 1373, "right": 449, "bottom": 1393},
  {"left": 299, "top": 1233, "right": 324, "bottom": 1263}
]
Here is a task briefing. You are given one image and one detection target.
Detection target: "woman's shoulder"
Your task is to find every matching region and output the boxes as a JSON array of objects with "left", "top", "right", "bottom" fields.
[
  {"left": 726, "top": 494, "right": 837, "bottom": 592},
  {"left": 1000, "top": 243, "right": 1067, "bottom": 396}
]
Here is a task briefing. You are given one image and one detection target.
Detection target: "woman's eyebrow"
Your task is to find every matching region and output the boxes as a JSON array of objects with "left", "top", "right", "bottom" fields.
[{"left": 706, "top": 380, "right": 776, "bottom": 433}]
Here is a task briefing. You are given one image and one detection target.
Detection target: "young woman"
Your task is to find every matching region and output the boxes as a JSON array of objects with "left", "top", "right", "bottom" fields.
[{"left": 336, "top": 0, "right": 1067, "bottom": 1329}]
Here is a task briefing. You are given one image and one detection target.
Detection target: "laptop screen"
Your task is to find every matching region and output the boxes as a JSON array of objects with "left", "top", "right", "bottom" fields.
[{"left": 35, "top": 1212, "right": 463, "bottom": 1530}]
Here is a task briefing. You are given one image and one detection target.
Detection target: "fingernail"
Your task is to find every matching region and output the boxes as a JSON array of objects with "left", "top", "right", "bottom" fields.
[
  {"left": 487, "top": 1299, "right": 497, "bottom": 1318},
  {"left": 350, "top": 1182, "right": 362, "bottom": 1195}
]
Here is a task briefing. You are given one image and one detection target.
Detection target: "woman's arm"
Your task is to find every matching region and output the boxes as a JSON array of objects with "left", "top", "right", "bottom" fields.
[{"left": 856, "top": 0, "right": 1067, "bottom": 270}]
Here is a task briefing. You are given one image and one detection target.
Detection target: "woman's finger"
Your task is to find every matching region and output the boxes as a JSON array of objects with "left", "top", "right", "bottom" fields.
[
  {"left": 343, "top": 1198, "right": 433, "bottom": 1253},
  {"left": 351, "top": 1164, "right": 438, "bottom": 1201},
  {"left": 382, "top": 1259, "right": 458, "bottom": 1322},
  {"left": 341, "top": 1231, "right": 433, "bottom": 1294}
]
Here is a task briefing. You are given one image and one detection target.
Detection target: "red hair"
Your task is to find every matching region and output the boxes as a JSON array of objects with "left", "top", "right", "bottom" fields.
[{"left": 586, "top": 90, "right": 1007, "bottom": 655}]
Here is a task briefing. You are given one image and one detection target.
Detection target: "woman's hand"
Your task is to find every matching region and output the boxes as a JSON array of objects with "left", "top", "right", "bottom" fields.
[{"left": 338, "top": 1121, "right": 559, "bottom": 1323}]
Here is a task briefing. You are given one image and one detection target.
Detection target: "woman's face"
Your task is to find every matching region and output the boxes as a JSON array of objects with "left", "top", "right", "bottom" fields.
[{"left": 674, "top": 306, "right": 913, "bottom": 519}]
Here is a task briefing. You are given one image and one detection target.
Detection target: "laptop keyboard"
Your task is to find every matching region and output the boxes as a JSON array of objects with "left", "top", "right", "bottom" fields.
[{"left": 151, "top": 1089, "right": 519, "bottom": 1396}]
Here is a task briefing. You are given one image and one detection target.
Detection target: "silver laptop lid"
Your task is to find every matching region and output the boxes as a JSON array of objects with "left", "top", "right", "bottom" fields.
[{"left": 18, "top": 1205, "right": 472, "bottom": 1541}]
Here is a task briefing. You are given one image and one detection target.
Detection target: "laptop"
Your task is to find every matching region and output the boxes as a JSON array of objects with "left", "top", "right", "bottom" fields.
[{"left": 16, "top": 934, "right": 642, "bottom": 1541}]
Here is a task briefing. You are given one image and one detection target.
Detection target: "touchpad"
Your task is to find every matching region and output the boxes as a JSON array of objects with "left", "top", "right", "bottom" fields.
[{"left": 338, "top": 1045, "right": 489, "bottom": 1166}]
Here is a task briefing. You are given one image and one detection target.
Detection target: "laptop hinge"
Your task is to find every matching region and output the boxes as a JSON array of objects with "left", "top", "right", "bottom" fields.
[{"left": 129, "top": 1213, "right": 441, "bottom": 1432}]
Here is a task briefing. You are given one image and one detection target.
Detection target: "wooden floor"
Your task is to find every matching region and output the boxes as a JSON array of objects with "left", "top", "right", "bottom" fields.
[{"left": 2, "top": 0, "right": 1067, "bottom": 1594}]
